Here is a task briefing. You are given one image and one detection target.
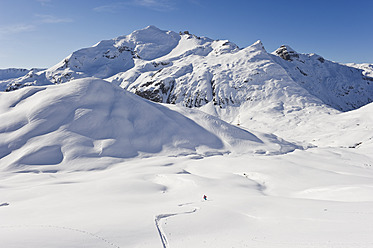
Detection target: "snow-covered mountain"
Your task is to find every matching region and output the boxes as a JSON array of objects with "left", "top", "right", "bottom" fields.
[
  {"left": 0, "top": 68, "right": 45, "bottom": 91},
  {"left": 1, "top": 26, "right": 373, "bottom": 248},
  {"left": 2, "top": 26, "right": 372, "bottom": 114},
  {"left": 0, "top": 68, "right": 45, "bottom": 81},
  {"left": 271, "top": 45, "right": 373, "bottom": 111},
  {"left": 2, "top": 25, "right": 371, "bottom": 143},
  {"left": 0, "top": 68, "right": 30, "bottom": 81}
]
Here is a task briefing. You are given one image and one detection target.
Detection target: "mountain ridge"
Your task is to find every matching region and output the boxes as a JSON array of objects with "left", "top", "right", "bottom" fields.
[{"left": 1, "top": 26, "right": 372, "bottom": 126}]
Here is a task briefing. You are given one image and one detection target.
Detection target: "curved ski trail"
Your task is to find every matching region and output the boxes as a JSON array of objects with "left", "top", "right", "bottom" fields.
[{"left": 155, "top": 207, "right": 198, "bottom": 248}]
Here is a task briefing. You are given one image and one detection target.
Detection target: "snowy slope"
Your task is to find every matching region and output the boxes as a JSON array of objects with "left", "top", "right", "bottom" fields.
[
  {"left": 271, "top": 45, "right": 373, "bottom": 111},
  {"left": 1, "top": 87, "right": 372, "bottom": 247},
  {"left": 301, "top": 101, "right": 373, "bottom": 149},
  {"left": 345, "top": 62, "right": 373, "bottom": 77},
  {"left": 1, "top": 117, "right": 373, "bottom": 248},
  {"left": 0, "top": 77, "right": 299, "bottom": 172}
]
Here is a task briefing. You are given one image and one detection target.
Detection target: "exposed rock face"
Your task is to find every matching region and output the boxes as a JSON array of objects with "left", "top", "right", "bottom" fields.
[{"left": 273, "top": 45, "right": 299, "bottom": 61}]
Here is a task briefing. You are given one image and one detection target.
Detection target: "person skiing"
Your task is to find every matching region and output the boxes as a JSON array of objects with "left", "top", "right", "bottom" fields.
[{"left": 203, "top": 195, "right": 207, "bottom": 201}]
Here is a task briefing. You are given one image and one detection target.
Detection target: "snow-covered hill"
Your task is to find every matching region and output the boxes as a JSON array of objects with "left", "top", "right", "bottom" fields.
[
  {"left": 0, "top": 77, "right": 299, "bottom": 172},
  {"left": 302, "top": 101, "right": 373, "bottom": 149}
]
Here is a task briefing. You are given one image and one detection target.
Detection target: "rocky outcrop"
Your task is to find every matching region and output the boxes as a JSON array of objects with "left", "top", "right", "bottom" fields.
[{"left": 273, "top": 45, "right": 299, "bottom": 61}]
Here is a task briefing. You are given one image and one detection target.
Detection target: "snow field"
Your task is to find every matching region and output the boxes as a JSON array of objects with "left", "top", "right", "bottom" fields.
[
  {"left": 0, "top": 77, "right": 299, "bottom": 174},
  {"left": 1, "top": 147, "right": 373, "bottom": 247},
  {"left": 0, "top": 77, "right": 373, "bottom": 247}
]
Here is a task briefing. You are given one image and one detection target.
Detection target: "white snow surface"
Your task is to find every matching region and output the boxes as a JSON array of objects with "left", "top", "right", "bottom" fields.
[
  {"left": 0, "top": 78, "right": 373, "bottom": 248},
  {"left": 345, "top": 63, "right": 373, "bottom": 77},
  {"left": 0, "top": 77, "right": 297, "bottom": 172},
  {"left": 1, "top": 26, "right": 373, "bottom": 248}
]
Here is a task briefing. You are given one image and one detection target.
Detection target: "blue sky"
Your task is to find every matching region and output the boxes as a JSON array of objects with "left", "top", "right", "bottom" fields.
[{"left": 0, "top": 0, "right": 372, "bottom": 68}]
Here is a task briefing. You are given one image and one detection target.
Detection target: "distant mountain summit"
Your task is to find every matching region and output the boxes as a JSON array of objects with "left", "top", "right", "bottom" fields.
[{"left": 1, "top": 26, "right": 372, "bottom": 118}]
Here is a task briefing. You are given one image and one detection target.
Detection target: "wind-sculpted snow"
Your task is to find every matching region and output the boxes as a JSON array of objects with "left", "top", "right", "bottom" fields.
[
  {"left": 0, "top": 78, "right": 215, "bottom": 170},
  {"left": 0, "top": 78, "right": 298, "bottom": 172}
]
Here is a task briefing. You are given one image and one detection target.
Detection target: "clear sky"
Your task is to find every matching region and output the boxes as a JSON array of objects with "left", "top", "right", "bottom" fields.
[{"left": 0, "top": 0, "right": 372, "bottom": 69}]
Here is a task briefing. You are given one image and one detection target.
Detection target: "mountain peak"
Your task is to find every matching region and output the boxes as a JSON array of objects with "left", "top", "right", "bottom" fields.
[
  {"left": 273, "top": 45, "right": 299, "bottom": 61},
  {"left": 246, "top": 40, "right": 267, "bottom": 52},
  {"left": 253, "top": 39, "right": 264, "bottom": 47},
  {"left": 144, "top": 25, "right": 160, "bottom": 30}
]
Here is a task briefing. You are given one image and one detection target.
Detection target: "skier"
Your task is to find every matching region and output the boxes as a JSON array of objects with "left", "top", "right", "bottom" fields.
[{"left": 203, "top": 195, "right": 207, "bottom": 201}]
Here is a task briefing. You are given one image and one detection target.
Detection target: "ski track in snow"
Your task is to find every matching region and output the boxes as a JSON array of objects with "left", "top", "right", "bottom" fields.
[
  {"left": 155, "top": 207, "right": 198, "bottom": 248},
  {"left": 0, "top": 225, "right": 121, "bottom": 248}
]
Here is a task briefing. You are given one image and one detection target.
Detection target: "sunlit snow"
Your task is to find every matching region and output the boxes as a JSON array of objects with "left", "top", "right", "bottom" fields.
[{"left": 0, "top": 26, "right": 373, "bottom": 248}]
